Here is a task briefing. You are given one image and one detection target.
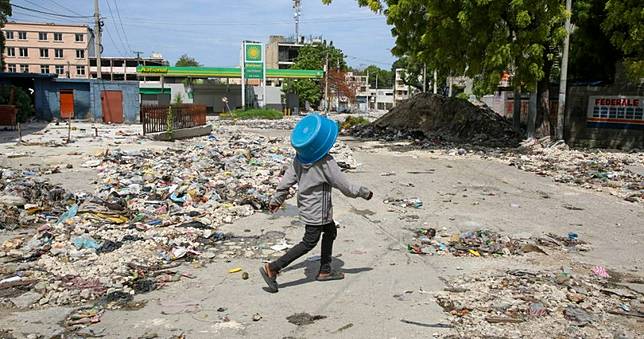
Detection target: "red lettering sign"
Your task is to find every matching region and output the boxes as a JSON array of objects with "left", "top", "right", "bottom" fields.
[{"left": 595, "top": 98, "right": 640, "bottom": 107}]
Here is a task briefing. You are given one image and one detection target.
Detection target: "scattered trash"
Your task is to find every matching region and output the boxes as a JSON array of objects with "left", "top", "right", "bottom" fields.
[
  {"left": 592, "top": 266, "right": 610, "bottom": 278},
  {"left": 252, "top": 313, "right": 262, "bottom": 321},
  {"left": 384, "top": 197, "right": 423, "bottom": 208},
  {"left": 228, "top": 268, "right": 242, "bottom": 274},
  {"left": 332, "top": 323, "right": 354, "bottom": 333},
  {"left": 400, "top": 319, "right": 453, "bottom": 328},
  {"left": 286, "top": 313, "right": 327, "bottom": 326},
  {"left": 241, "top": 272, "right": 249, "bottom": 280},
  {"left": 72, "top": 235, "right": 99, "bottom": 250}
]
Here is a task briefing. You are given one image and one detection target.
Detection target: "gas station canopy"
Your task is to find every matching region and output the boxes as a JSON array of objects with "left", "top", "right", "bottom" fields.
[{"left": 136, "top": 66, "right": 324, "bottom": 79}]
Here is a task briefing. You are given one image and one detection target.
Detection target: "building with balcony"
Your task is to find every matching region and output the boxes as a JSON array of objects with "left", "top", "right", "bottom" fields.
[
  {"left": 2, "top": 22, "right": 92, "bottom": 78},
  {"left": 90, "top": 53, "right": 168, "bottom": 81}
]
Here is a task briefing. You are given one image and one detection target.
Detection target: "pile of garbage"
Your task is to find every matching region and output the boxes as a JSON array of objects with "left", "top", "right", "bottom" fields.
[
  {"left": 349, "top": 94, "right": 521, "bottom": 147},
  {"left": 506, "top": 137, "right": 644, "bottom": 203},
  {"left": 435, "top": 267, "right": 643, "bottom": 338},
  {"left": 0, "top": 127, "right": 322, "bottom": 308},
  {"left": 407, "top": 228, "right": 591, "bottom": 257},
  {"left": 215, "top": 117, "right": 298, "bottom": 130},
  {"left": 0, "top": 168, "right": 74, "bottom": 230}
]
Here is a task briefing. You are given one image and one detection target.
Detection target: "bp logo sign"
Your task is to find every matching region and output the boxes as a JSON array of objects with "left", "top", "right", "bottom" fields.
[
  {"left": 243, "top": 42, "right": 264, "bottom": 79},
  {"left": 245, "top": 43, "right": 263, "bottom": 63}
]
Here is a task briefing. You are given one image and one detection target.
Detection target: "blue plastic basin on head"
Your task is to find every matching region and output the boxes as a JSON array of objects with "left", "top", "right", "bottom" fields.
[{"left": 291, "top": 114, "right": 338, "bottom": 164}]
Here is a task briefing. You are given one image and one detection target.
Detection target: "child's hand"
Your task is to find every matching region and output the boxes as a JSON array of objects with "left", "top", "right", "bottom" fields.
[
  {"left": 268, "top": 201, "right": 281, "bottom": 213},
  {"left": 366, "top": 191, "right": 373, "bottom": 200}
]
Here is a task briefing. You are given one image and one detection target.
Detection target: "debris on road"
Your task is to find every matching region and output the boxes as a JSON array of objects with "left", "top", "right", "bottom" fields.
[
  {"left": 407, "top": 228, "right": 590, "bottom": 257},
  {"left": 0, "top": 126, "right": 336, "bottom": 308},
  {"left": 384, "top": 197, "right": 423, "bottom": 209},
  {"left": 434, "top": 267, "right": 643, "bottom": 337},
  {"left": 349, "top": 93, "right": 520, "bottom": 147}
]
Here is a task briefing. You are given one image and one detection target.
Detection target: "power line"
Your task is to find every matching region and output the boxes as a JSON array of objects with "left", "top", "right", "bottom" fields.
[
  {"left": 10, "top": 4, "right": 94, "bottom": 19},
  {"left": 48, "top": 0, "right": 84, "bottom": 17},
  {"left": 103, "top": 0, "right": 130, "bottom": 56},
  {"left": 10, "top": 9, "right": 92, "bottom": 25},
  {"left": 112, "top": 0, "right": 132, "bottom": 53},
  {"left": 103, "top": 24, "right": 128, "bottom": 57},
  {"left": 18, "top": 0, "right": 58, "bottom": 13},
  {"left": 115, "top": 15, "right": 383, "bottom": 27}
]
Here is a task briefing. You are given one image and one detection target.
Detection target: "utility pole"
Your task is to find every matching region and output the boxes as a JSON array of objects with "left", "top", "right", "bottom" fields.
[
  {"left": 293, "top": 0, "right": 302, "bottom": 42},
  {"left": 422, "top": 64, "right": 427, "bottom": 93},
  {"left": 556, "top": 0, "right": 572, "bottom": 141},
  {"left": 324, "top": 53, "right": 329, "bottom": 114},
  {"left": 433, "top": 70, "right": 437, "bottom": 94},
  {"left": 94, "top": 0, "right": 102, "bottom": 80}
]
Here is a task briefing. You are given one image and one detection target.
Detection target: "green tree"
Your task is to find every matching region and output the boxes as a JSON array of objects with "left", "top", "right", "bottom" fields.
[
  {"left": 323, "top": 0, "right": 568, "bottom": 137},
  {"left": 569, "top": 0, "right": 621, "bottom": 82},
  {"left": 284, "top": 43, "right": 346, "bottom": 108},
  {"left": 601, "top": 0, "right": 643, "bottom": 79},
  {"left": 362, "top": 65, "right": 393, "bottom": 88},
  {"left": 175, "top": 54, "right": 201, "bottom": 67},
  {"left": 0, "top": 0, "right": 12, "bottom": 71}
]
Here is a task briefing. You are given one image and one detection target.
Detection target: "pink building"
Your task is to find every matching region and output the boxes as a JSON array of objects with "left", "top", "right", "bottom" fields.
[{"left": 2, "top": 22, "right": 92, "bottom": 79}]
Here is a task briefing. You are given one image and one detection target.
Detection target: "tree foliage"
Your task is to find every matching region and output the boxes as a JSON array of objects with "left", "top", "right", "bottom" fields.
[
  {"left": 569, "top": 0, "right": 621, "bottom": 82},
  {"left": 362, "top": 65, "right": 394, "bottom": 88},
  {"left": 0, "top": 0, "right": 12, "bottom": 71},
  {"left": 284, "top": 43, "right": 346, "bottom": 108},
  {"left": 323, "top": 0, "right": 567, "bottom": 136},
  {"left": 175, "top": 54, "right": 201, "bottom": 67},
  {"left": 601, "top": 0, "right": 643, "bottom": 79}
]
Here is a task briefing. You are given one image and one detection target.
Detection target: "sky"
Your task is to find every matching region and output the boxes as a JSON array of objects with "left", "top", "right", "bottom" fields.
[{"left": 9, "top": 0, "right": 397, "bottom": 69}]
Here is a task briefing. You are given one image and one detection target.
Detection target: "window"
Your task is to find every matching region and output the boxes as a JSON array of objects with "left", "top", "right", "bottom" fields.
[
  {"left": 40, "top": 48, "right": 49, "bottom": 58},
  {"left": 55, "top": 65, "right": 65, "bottom": 75},
  {"left": 41, "top": 65, "right": 50, "bottom": 74},
  {"left": 76, "top": 65, "right": 85, "bottom": 76},
  {"left": 20, "top": 64, "right": 28, "bottom": 73},
  {"left": 54, "top": 32, "right": 63, "bottom": 41},
  {"left": 18, "top": 31, "right": 27, "bottom": 40},
  {"left": 75, "top": 33, "right": 84, "bottom": 42},
  {"left": 7, "top": 64, "right": 16, "bottom": 72},
  {"left": 4, "top": 31, "right": 13, "bottom": 40},
  {"left": 76, "top": 49, "right": 85, "bottom": 59},
  {"left": 55, "top": 49, "right": 63, "bottom": 58},
  {"left": 19, "top": 48, "right": 28, "bottom": 57},
  {"left": 6, "top": 47, "right": 15, "bottom": 57},
  {"left": 39, "top": 32, "right": 47, "bottom": 40}
]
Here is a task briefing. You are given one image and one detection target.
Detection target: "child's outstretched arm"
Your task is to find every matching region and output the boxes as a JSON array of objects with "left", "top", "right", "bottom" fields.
[
  {"left": 324, "top": 157, "right": 373, "bottom": 200},
  {"left": 269, "top": 161, "right": 298, "bottom": 212}
]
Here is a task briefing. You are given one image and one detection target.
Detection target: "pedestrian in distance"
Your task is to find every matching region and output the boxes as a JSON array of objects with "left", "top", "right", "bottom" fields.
[{"left": 259, "top": 114, "right": 373, "bottom": 293}]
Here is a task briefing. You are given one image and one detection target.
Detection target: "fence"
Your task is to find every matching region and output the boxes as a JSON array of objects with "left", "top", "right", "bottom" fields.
[
  {"left": 140, "top": 104, "right": 207, "bottom": 135},
  {"left": 0, "top": 105, "right": 17, "bottom": 129}
]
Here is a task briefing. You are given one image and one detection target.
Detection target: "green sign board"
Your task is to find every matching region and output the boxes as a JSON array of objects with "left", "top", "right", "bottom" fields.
[
  {"left": 244, "top": 63, "right": 264, "bottom": 79},
  {"left": 245, "top": 43, "right": 263, "bottom": 63}
]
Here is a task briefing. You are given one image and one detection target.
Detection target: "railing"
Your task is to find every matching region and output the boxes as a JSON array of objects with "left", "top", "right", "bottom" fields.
[{"left": 140, "top": 104, "right": 207, "bottom": 135}]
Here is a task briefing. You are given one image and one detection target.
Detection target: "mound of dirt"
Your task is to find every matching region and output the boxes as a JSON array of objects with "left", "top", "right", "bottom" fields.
[{"left": 354, "top": 93, "right": 520, "bottom": 146}]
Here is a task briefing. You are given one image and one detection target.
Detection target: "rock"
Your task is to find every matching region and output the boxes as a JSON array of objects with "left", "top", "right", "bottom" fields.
[
  {"left": 0, "top": 195, "right": 26, "bottom": 207},
  {"left": 34, "top": 282, "right": 48, "bottom": 292},
  {"left": 10, "top": 291, "right": 42, "bottom": 308},
  {"left": 80, "top": 289, "right": 91, "bottom": 300}
]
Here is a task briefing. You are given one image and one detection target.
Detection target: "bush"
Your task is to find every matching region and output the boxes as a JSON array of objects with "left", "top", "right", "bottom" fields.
[
  {"left": 0, "top": 85, "right": 34, "bottom": 123},
  {"left": 340, "top": 116, "right": 369, "bottom": 131},
  {"left": 222, "top": 108, "right": 283, "bottom": 120}
]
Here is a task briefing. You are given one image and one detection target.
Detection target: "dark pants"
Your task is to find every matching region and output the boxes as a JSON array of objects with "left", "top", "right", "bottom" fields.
[{"left": 269, "top": 221, "right": 337, "bottom": 274}]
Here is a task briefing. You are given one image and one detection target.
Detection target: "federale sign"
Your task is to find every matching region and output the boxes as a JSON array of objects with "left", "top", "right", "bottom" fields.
[{"left": 587, "top": 95, "right": 644, "bottom": 129}]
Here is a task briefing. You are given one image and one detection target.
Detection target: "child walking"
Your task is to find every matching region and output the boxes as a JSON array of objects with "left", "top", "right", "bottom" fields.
[{"left": 260, "top": 115, "right": 372, "bottom": 293}]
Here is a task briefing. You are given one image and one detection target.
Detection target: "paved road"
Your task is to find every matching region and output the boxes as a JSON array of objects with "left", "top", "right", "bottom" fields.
[{"left": 1, "top": 131, "right": 642, "bottom": 338}]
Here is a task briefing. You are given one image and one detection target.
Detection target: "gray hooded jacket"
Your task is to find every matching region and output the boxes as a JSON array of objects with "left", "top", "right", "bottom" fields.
[{"left": 270, "top": 155, "right": 371, "bottom": 225}]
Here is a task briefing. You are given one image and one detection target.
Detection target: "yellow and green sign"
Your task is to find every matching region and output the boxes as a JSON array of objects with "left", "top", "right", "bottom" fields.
[
  {"left": 244, "top": 42, "right": 264, "bottom": 79},
  {"left": 245, "top": 43, "right": 263, "bottom": 63}
]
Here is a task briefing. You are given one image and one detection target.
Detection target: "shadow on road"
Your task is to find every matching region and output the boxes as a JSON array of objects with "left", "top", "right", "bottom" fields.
[{"left": 277, "top": 257, "right": 372, "bottom": 289}]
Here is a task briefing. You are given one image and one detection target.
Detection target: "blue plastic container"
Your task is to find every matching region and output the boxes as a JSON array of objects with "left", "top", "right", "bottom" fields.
[{"left": 291, "top": 114, "right": 338, "bottom": 164}]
